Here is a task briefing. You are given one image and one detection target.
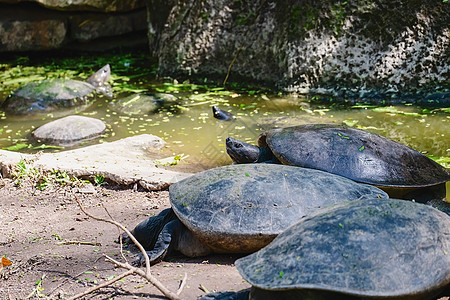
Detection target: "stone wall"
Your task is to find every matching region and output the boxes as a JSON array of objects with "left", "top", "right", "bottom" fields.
[
  {"left": 147, "top": 0, "right": 450, "bottom": 102},
  {"left": 0, "top": 0, "right": 147, "bottom": 52},
  {"left": 2, "top": 0, "right": 144, "bottom": 12}
]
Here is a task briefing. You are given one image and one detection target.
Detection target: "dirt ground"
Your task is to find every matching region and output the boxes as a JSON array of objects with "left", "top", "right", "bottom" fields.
[{"left": 0, "top": 178, "right": 250, "bottom": 299}]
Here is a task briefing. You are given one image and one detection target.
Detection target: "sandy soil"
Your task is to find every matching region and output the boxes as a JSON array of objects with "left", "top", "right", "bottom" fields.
[
  {"left": 0, "top": 178, "right": 250, "bottom": 299},
  {"left": 2, "top": 176, "right": 450, "bottom": 300}
]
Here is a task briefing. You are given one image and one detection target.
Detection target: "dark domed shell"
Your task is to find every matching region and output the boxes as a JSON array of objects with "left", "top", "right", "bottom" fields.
[
  {"left": 262, "top": 124, "right": 450, "bottom": 188},
  {"left": 169, "top": 164, "right": 387, "bottom": 253},
  {"left": 236, "top": 198, "right": 450, "bottom": 299}
]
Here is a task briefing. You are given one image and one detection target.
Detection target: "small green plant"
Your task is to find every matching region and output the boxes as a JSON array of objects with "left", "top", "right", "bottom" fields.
[
  {"left": 154, "top": 154, "right": 187, "bottom": 166},
  {"left": 13, "top": 158, "right": 39, "bottom": 186},
  {"left": 52, "top": 233, "right": 62, "bottom": 241},
  {"left": 36, "top": 176, "right": 51, "bottom": 191},
  {"left": 32, "top": 275, "right": 46, "bottom": 297},
  {"left": 51, "top": 170, "right": 72, "bottom": 184},
  {"left": 36, "top": 170, "right": 77, "bottom": 190},
  {"left": 94, "top": 174, "right": 106, "bottom": 186}
]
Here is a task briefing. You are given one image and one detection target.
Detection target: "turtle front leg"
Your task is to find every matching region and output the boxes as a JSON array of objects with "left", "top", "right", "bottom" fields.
[
  {"left": 136, "top": 219, "right": 212, "bottom": 266},
  {"left": 121, "top": 208, "right": 177, "bottom": 250},
  {"left": 137, "top": 219, "right": 182, "bottom": 265}
]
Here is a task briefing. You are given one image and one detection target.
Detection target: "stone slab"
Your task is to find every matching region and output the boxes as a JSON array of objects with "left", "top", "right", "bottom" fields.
[{"left": 0, "top": 134, "right": 192, "bottom": 190}]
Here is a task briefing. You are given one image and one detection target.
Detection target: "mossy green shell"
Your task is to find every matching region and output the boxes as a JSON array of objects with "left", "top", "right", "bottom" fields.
[{"left": 3, "top": 79, "right": 96, "bottom": 114}]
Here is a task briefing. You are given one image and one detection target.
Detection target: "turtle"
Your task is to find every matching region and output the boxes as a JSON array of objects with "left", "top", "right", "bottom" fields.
[
  {"left": 32, "top": 115, "right": 106, "bottom": 146},
  {"left": 1, "top": 64, "right": 112, "bottom": 115},
  {"left": 212, "top": 105, "right": 235, "bottom": 120},
  {"left": 235, "top": 198, "right": 450, "bottom": 300},
  {"left": 112, "top": 92, "right": 180, "bottom": 115},
  {"left": 122, "top": 163, "right": 388, "bottom": 265},
  {"left": 226, "top": 124, "right": 450, "bottom": 199}
]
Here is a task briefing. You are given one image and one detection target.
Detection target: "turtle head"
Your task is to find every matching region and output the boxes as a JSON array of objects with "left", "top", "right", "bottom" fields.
[
  {"left": 86, "top": 64, "right": 113, "bottom": 98},
  {"left": 86, "top": 64, "right": 111, "bottom": 87},
  {"left": 212, "top": 106, "right": 235, "bottom": 121},
  {"left": 226, "top": 137, "right": 260, "bottom": 163}
]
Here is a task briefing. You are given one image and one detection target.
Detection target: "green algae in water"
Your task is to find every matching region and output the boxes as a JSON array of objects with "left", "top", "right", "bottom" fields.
[{"left": 0, "top": 51, "right": 448, "bottom": 170}]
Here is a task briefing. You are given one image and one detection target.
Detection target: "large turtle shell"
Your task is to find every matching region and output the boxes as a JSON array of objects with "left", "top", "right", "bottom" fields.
[
  {"left": 112, "top": 93, "right": 179, "bottom": 115},
  {"left": 32, "top": 115, "right": 106, "bottom": 146},
  {"left": 260, "top": 124, "right": 450, "bottom": 188},
  {"left": 169, "top": 164, "right": 387, "bottom": 253},
  {"left": 2, "top": 79, "right": 96, "bottom": 114},
  {"left": 236, "top": 198, "right": 450, "bottom": 300}
]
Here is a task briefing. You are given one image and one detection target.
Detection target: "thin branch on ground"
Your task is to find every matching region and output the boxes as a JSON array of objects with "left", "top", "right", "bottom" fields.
[
  {"left": 57, "top": 240, "right": 101, "bottom": 246},
  {"left": 100, "top": 201, "right": 128, "bottom": 263},
  {"left": 72, "top": 195, "right": 184, "bottom": 300},
  {"left": 103, "top": 254, "right": 185, "bottom": 299},
  {"left": 177, "top": 273, "right": 188, "bottom": 295},
  {"left": 26, "top": 273, "right": 46, "bottom": 299},
  {"left": 67, "top": 269, "right": 135, "bottom": 300},
  {"left": 48, "top": 256, "right": 103, "bottom": 297}
]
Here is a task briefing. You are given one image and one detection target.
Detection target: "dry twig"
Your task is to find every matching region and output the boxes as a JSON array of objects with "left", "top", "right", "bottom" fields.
[
  {"left": 71, "top": 195, "right": 185, "bottom": 300},
  {"left": 67, "top": 269, "right": 134, "bottom": 300},
  {"left": 25, "top": 273, "right": 46, "bottom": 299},
  {"left": 57, "top": 240, "right": 101, "bottom": 246}
]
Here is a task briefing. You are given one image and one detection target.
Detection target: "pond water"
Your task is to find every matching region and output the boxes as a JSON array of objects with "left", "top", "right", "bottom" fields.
[{"left": 0, "top": 53, "right": 449, "bottom": 171}]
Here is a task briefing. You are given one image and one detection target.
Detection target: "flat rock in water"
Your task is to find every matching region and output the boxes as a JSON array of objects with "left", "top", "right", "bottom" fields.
[
  {"left": 0, "top": 134, "right": 191, "bottom": 190},
  {"left": 33, "top": 115, "right": 106, "bottom": 146}
]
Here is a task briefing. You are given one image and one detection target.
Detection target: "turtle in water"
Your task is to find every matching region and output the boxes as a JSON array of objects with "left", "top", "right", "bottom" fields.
[
  {"left": 212, "top": 105, "right": 235, "bottom": 120},
  {"left": 226, "top": 124, "right": 450, "bottom": 199},
  {"left": 235, "top": 198, "right": 450, "bottom": 300},
  {"left": 2, "top": 64, "right": 112, "bottom": 115},
  {"left": 112, "top": 92, "right": 180, "bottom": 115},
  {"left": 122, "top": 163, "right": 387, "bottom": 265}
]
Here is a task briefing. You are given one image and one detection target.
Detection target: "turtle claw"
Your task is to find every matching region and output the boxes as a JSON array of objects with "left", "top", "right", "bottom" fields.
[
  {"left": 121, "top": 232, "right": 132, "bottom": 245},
  {"left": 132, "top": 254, "right": 144, "bottom": 267},
  {"left": 133, "top": 250, "right": 165, "bottom": 267},
  {"left": 133, "top": 253, "right": 147, "bottom": 267}
]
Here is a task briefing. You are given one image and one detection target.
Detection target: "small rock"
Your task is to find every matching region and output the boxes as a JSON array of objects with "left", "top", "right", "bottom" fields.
[{"left": 76, "top": 183, "right": 97, "bottom": 194}]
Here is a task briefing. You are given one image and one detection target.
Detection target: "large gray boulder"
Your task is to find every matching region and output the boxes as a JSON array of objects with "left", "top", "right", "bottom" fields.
[{"left": 147, "top": 0, "right": 450, "bottom": 103}]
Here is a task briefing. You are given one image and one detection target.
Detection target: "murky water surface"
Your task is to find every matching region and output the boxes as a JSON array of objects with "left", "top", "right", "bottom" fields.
[{"left": 0, "top": 57, "right": 449, "bottom": 170}]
